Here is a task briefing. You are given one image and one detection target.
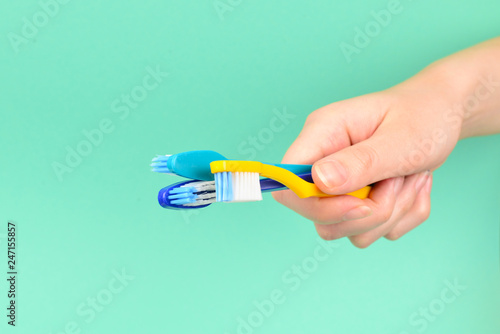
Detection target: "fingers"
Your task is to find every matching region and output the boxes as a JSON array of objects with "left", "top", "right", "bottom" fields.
[
  {"left": 273, "top": 176, "right": 403, "bottom": 239},
  {"left": 271, "top": 191, "right": 367, "bottom": 224},
  {"left": 280, "top": 111, "right": 349, "bottom": 164},
  {"left": 272, "top": 93, "right": 440, "bottom": 248},
  {"left": 347, "top": 171, "right": 430, "bottom": 248},
  {"left": 312, "top": 176, "right": 403, "bottom": 240},
  {"left": 311, "top": 125, "right": 427, "bottom": 195},
  {"left": 279, "top": 95, "right": 387, "bottom": 165},
  {"left": 384, "top": 174, "right": 432, "bottom": 241}
]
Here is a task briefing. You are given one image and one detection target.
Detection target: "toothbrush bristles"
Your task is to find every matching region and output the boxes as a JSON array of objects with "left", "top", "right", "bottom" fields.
[
  {"left": 151, "top": 155, "right": 172, "bottom": 173},
  {"left": 214, "top": 172, "right": 262, "bottom": 203},
  {"left": 163, "top": 173, "right": 263, "bottom": 208},
  {"left": 167, "top": 181, "right": 217, "bottom": 206}
]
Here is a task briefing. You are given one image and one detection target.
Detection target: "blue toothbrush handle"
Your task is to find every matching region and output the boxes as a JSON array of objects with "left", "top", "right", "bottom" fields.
[
  {"left": 269, "top": 163, "right": 312, "bottom": 175},
  {"left": 260, "top": 173, "right": 313, "bottom": 192}
]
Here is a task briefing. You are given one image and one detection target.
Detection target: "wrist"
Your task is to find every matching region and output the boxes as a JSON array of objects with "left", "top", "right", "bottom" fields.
[
  {"left": 424, "top": 58, "right": 479, "bottom": 139},
  {"left": 416, "top": 39, "right": 500, "bottom": 139},
  {"left": 393, "top": 52, "right": 498, "bottom": 139}
]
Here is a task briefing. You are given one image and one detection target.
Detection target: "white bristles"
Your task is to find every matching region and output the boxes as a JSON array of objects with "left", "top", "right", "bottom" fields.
[{"left": 230, "top": 172, "right": 262, "bottom": 202}]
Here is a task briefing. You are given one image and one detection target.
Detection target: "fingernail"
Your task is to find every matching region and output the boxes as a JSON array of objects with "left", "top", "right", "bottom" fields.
[
  {"left": 415, "top": 171, "right": 430, "bottom": 190},
  {"left": 394, "top": 177, "right": 404, "bottom": 195},
  {"left": 425, "top": 174, "right": 433, "bottom": 192},
  {"left": 315, "top": 160, "right": 348, "bottom": 189},
  {"left": 342, "top": 205, "right": 373, "bottom": 221}
]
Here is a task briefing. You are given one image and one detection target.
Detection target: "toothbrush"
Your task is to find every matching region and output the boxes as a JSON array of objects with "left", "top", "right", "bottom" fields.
[
  {"left": 151, "top": 150, "right": 313, "bottom": 181},
  {"left": 158, "top": 173, "right": 314, "bottom": 210},
  {"left": 151, "top": 150, "right": 226, "bottom": 180},
  {"left": 210, "top": 160, "right": 371, "bottom": 202}
]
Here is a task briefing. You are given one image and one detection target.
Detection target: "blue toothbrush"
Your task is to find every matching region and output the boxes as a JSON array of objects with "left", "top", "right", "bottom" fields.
[
  {"left": 157, "top": 173, "right": 314, "bottom": 210},
  {"left": 151, "top": 150, "right": 312, "bottom": 181}
]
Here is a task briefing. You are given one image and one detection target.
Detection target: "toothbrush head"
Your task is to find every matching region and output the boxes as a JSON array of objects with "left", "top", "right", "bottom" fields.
[
  {"left": 214, "top": 171, "right": 263, "bottom": 203},
  {"left": 210, "top": 160, "right": 372, "bottom": 200},
  {"left": 151, "top": 151, "right": 227, "bottom": 180},
  {"left": 158, "top": 174, "right": 315, "bottom": 209},
  {"left": 158, "top": 180, "right": 215, "bottom": 209},
  {"left": 151, "top": 155, "right": 173, "bottom": 173}
]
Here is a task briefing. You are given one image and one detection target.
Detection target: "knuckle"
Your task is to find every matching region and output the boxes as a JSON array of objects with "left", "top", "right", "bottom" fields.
[
  {"left": 315, "top": 225, "right": 342, "bottom": 241},
  {"left": 305, "top": 110, "right": 323, "bottom": 124},
  {"left": 351, "top": 144, "right": 379, "bottom": 174},
  {"left": 271, "top": 191, "right": 284, "bottom": 204},
  {"left": 415, "top": 204, "right": 431, "bottom": 222},
  {"left": 317, "top": 230, "right": 337, "bottom": 241},
  {"left": 378, "top": 207, "right": 393, "bottom": 223},
  {"left": 319, "top": 133, "right": 341, "bottom": 158},
  {"left": 349, "top": 235, "right": 374, "bottom": 249},
  {"left": 313, "top": 210, "right": 340, "bottom": 225},
  {"left": 385, "top": 231, "right": 401, "bottom": 241},
  {"left": 411, "top": 195, "right": 431, "bottom": 222},
  {"left": 397, "top": 196, "right": 413, "bottom": 214}
]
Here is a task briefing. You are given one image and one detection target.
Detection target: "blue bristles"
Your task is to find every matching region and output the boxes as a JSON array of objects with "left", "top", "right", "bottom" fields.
[
  {"left": 215, "top": 173, "right": 221, "bottom": 202},
  {"left": 150, "top": 155, "right": 172, "bottom": 173},
  {"left": 166, "top": 181, "right": 216, "bottom": 206},
  {"left": 215, "top": 172, "right": 234, "bottom": 202}
]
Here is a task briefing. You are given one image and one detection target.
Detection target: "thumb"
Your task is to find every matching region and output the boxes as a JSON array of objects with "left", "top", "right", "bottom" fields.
[{"left": 312, "top": 129, "right": 425, "bottom": 194}]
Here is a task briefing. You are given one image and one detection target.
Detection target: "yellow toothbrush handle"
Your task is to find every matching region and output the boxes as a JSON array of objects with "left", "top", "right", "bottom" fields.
[
  {"left": 263, "top": 167, "right": 371, "bottom": 199},
  {"left": 325, "top": 185, "right": 371, "bottom": 199},
  {"left": 210, "top": 160, "right": 371, "bottom": 200}
]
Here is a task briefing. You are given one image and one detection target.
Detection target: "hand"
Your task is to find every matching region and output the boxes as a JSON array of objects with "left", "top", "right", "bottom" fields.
[
  {"left": 273, "top": 86, "right": 450, "bottom": 247},
  {"left": 272, "top": 36, "right": 500, "bottom": 247}
]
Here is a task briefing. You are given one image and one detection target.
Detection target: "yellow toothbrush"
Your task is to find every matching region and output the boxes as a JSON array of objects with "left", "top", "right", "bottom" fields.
[{"left": 210, "top": 160, "right": 371, "bottom": 202}]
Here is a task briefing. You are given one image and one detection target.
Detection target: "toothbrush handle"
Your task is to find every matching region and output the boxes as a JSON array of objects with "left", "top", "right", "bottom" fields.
[
  {"left": 260, "top": 173, "right": 313, "bottom": 192},
  {"left": 261, "top": 162, "right": 313, "bottom": 191},
  {"left": 271, "top": 164, "right": 312, "bottom": 175},
  {"left": 261, "top": 174, "right": 373, "bottom": 198}
]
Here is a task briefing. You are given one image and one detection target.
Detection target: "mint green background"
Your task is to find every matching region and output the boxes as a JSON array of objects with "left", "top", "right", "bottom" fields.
[{"left": 1, "top": 0, "right": 499, "bottom": 333}]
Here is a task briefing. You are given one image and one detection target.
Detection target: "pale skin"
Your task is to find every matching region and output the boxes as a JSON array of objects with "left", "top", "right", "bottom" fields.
[{"left": 273, "top": 37, "right": 500, "bottom": 248}]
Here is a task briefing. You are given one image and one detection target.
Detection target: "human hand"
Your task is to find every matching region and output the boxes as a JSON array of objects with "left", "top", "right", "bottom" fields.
[
  {"left": 272, "top": 89, "right": 443, "bottom": 247},
  {"left": 274, "top": 57, "right": 500, "bottom": 248},
  {"left": 273, "top": 38, "right": 500, "bottom": 247}
]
